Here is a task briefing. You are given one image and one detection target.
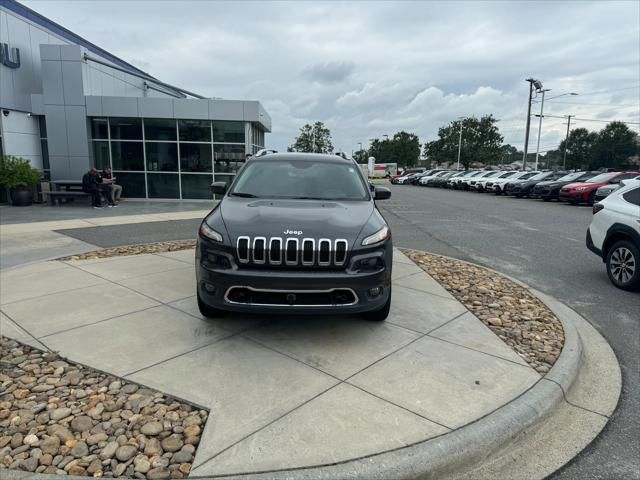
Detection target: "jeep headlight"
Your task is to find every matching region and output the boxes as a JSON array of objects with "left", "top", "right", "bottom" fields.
[
  {"left": 362, "top": 225, "right": 390, "bottom": 246},
  {"left": 199, "top": 222, "right": 223, "bottom": 243}
]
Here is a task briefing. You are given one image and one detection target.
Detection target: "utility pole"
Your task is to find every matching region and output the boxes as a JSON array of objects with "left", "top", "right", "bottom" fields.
[
  {"left": 456, "top": 119, "right": 463, "bottom": 170},
  {"left": 534, "top": 88, "right": 550, "bottom": 170},
  {"left": 562, "top": 115, "right": 573, "bottom": 169},
  {"left": 523, "top": 78, "right": 542, "bottom": 170}
]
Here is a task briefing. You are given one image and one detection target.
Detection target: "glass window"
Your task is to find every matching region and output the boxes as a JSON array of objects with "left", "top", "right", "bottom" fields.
[
  {"left": 144, "top": 118, "right": 177, "bottom": 141},
  {"left": 622, "top": 187, "right": 640, "bottom": 206},
  {"left": 147, "top": 173, "right": 179, "bottom": 198},
  {"left": 214, "top": 173, "right": 236, "bottom": 189},
  {"left": 41, "top": 140, "right": 50, "bottom": 170},
  {"left": 112, "top": 172, "right": 146, "bottom": 198},
  {"left": 180, "top": 143, "right": 212, "bottom": 172},
  {"left": 110, "top": 117, "right": 142, "bottom": 140},
  {"left": 231, "top": 160, "right": 370, "bottom": 200},
  {"left": 214, "top": 144, "right": 246, "bottom": 173},
  {"left": 213, "top": 121, "right": 245, "bottom": 143},
  {"left": 179, "top": 120, "right": 211, "bottom": 142},
  {"left": 38, "top": 116, "right": 48, "bottom": 138},
  {"left": 92, "top": 141, "right": 109, "bottom": 170},
  {"left": 146, "top": 142, "right": 178, "bottom": 172},
  {"left": 181, "top": 174, "right": 213, "bottom": 199},
  {"left": 111, "top": 142, "right": 144, "bottom": 171},
  {"left": 90, "top": 118, "right": 108, "bottom": 139}
]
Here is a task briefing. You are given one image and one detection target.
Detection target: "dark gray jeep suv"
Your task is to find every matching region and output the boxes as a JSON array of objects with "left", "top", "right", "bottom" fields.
[{"left": 196, "top": 151, "right": 393, "bottom": 321}]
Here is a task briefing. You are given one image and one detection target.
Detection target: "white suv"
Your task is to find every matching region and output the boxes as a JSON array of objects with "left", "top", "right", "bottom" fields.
[{"left": 586, "top": 178, "right": 640, "bottom": 290}]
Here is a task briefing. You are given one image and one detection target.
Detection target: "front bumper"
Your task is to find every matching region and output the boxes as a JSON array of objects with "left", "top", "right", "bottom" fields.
[
  {"left": 559, "top": 189, "right": 590, "bottom": 203},
  {"left": 196, "top": 240, "right": 392, "bottom": 315}
]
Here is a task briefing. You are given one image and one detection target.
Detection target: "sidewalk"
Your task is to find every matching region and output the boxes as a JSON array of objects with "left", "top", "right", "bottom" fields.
[
  {"left": 0, "top": 201, "right": 213, "bottom": 269},
  {"left": 1, "top": 248, "right": 606, "bottom": 479}
]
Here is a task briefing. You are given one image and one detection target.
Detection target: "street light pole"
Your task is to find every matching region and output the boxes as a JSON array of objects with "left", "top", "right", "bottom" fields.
[
  {"left": 523, "top": 78, "right": 542, "bottom": 171},
  {"left": 562, "top": 115, "right": 573, "bottom": 169},
  {"left": 456, "top": 119, "right": 463, "bottom": 170},
  {"left": 534, "top": 89, "right": 550, "bottom": 170}
]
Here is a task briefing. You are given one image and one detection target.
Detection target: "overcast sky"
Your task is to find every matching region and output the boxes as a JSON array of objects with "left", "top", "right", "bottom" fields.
[{"left": 24, "top": 0, "right": 640, "bottom": 155}]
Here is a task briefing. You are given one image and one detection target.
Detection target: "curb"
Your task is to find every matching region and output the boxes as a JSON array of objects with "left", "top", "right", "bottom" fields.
[{"left": 0, "top": 252, "right": 620, "bottom": 480}]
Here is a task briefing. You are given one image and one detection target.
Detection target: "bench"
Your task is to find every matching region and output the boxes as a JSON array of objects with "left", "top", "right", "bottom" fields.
[{"left": 47, "top": 190, "right": 92, "bottom": 206}]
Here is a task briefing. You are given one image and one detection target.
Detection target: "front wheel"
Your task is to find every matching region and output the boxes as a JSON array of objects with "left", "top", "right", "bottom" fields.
[
  {"left": 606, "top": 240, "right": 640, "bottom": 291},
  {"left": 363, "top": 289, "right": 391, "bottom": 321}
]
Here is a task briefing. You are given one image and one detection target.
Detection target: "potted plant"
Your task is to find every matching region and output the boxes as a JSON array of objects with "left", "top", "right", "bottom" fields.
[{"left": 0, "top": 155, "right": 42, "bottom": 206}]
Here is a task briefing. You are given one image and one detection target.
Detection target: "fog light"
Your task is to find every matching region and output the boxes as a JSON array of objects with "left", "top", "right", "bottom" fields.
[
  {"left": 369, "top": 287, "right": 382, "bottom": 297},
  {"left": 203, "top": 283, "right": 216, "bottom": 294}
]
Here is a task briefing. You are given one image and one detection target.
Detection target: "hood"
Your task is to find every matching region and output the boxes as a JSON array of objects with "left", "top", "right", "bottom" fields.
[
  {"left": 220, "top": 197, "right": 374, "bottom": 245},
  {"left": 563, "top": 181, "right": 600, "bottom": 190}
]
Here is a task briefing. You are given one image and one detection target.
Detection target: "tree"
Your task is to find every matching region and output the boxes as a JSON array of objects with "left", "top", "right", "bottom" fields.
[
  {"left": 288, "top": 121, "right": 334, "bottom": 153},
  {"left": 353, "top": 149, "right": 369, "bottom": 163},
  {"left": 593, "top": 121, "right": 639, "bottom": 170},
  {"left": 559, "top": 128, "right": 599, "bottom": 169},
  {"left": 389, "top": 131, "right": 421, "bottom": 167},
  {"left": 424, "top": 115, "right": 503, "bottom": 169},
  {"left": 499, "top": 144, "right": 518, "bottom": 167}
]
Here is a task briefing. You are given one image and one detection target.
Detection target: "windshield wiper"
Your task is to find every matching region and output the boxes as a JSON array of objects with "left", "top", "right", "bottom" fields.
[{"left": 231, "top": 192, "right": 260, "bottom": 198}]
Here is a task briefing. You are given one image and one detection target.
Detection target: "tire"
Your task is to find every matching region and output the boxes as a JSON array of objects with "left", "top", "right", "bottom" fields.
[
  {"left": 197, "top": 291, "right": 226, "bottom": 318},
  {"left": 606, "top": 240, "right": 640, "bottom": 291},
  {"left": 587, "top": 191, "right": 596, "bottom": 206},
  {"left": 363, "top": 288, "right": 391, "bottom": 321}
]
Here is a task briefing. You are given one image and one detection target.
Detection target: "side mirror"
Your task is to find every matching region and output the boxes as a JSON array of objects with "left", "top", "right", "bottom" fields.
[
  {"left": 210, "top": 182, "right": 228, "bottom": 195},
  {"left": 374, "top": 186, "right": 391, "bottom": 200},
  {"left": 369, "top": 183, "right": 375, "bottom": 192}
]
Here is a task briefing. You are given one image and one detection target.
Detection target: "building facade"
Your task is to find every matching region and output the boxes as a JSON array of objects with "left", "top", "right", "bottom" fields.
[{"left": 0, "top": 0, "right": 271, "bottom": 199}]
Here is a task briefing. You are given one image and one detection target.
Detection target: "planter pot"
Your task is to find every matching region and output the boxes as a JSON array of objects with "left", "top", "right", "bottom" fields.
[{"left": 10, "top": 187, "right": 34, "bottom": 206}]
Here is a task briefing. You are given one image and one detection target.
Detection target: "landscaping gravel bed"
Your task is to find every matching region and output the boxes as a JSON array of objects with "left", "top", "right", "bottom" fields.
[
  {"left": 0, "top": 336, "right": 207, "bottom": 478},
  {"left": 60, "top": 240, "right": 197, "bottom": 261},
  {"left": 402, "top": 249, "right": 564, "bottom": 375}
]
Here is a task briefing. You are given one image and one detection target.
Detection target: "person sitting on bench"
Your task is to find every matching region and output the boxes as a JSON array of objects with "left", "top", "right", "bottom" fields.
[
  {"left": 100, "top": 167, "right": 122, "bottom": 204},
  {"left": 82, "top": 168, "right": 112, "bottom": 208}
]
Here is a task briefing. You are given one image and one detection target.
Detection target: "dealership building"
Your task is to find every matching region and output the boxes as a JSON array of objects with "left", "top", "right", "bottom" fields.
[{"left": 0, "top": 0, "right": 271, "bottom": 199}]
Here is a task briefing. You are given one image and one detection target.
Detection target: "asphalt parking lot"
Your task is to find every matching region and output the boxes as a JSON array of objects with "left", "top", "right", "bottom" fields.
[
  {"left": 56, "top": 185, "right": 639, "bottom": 479},
  {"left": 379, "top": 185, "right": 639, "bottom": 480}
]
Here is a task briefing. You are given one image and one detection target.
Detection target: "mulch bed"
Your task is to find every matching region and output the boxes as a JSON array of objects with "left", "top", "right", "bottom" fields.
[
  {"left": 402, "top": 249, "right": 564, "bottom": 375},
  {"left": 59, "top": 240, "right": 197, "bottom": 261}
]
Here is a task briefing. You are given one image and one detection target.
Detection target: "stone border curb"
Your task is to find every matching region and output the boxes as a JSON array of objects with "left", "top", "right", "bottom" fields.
[{"left": 1, "top": 251, "right": 620, "bottom": 480}]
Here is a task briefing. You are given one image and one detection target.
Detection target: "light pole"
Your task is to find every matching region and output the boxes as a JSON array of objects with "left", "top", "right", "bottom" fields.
[
  {"left": 523, "top": 78, "right": 543, "bottom": 171},
  {"left": 534, "top": 89, "right": 550, "bottom": 170},
  {"left": 456, "top": 118, "right": 463, "bottom": 170},
  {"left": 358, "top": 142, "right": 363, "bottom": 151},
  {"left": 562, "top": 115, "right": 574, "bottom": 169},
  {"left": 534, "top": 91, "right": 578, "bottom": 169}
]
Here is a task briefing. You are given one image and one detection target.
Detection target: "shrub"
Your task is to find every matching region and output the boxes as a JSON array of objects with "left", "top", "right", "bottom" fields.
[{"left": 0, "top": 155, "right": 42, "bottom": 189}]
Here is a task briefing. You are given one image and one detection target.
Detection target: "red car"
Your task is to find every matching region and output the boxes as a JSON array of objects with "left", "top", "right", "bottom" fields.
[{"left": 559, "top": 171, "right": 640, "bottom": 205}]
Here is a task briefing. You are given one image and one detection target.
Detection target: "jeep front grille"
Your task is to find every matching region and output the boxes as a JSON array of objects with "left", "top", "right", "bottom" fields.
[{"left": 236, "top": 236, "right": 349, "bottom": 268}]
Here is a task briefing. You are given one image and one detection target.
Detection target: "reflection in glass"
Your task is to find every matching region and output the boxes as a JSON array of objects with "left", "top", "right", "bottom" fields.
[
  {"left": 144, "top": 119, "right": 177, "bottom": 141},
  {"left": 214, "top": 144, "right": 246, "bottom": 173},
  {"left": 179, "top": 120, "right": 211, "bottom": 142},
  {"left": 147, "top": 173, "right": 179, "bottom": 198},
  {"left": 113, "top": 172, "right": 146, "bottom": 198},
  {"left": 146, "top": 143, "right": 178, "bottom": 172},
  {"left": 181, "top": 174, "right": 213, "bottom": 199},
  {"left": 109, "top": 118, "right": 142, "bottom": 140},
  {"left": 111, "top": 142, "right": 144, "bottom": 170},
  {"left": 90, "top": 118, "right": 108, "bottom": 139},
  {"left": 180, "top": 143, "right": 212, "bottom": 172},
  {"left": 93, "top": 141, "right": 110, "bottom": 170},
  {"left": 212, "top": 121, "right": 245, "bottom": 143}
]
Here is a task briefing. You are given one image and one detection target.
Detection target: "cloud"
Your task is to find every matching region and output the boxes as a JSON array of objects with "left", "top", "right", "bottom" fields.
[
  {"left": 302, "top": 61, "right": 355, "bottom": 84},
  {"left": 22, "top": 0, "right": 640, "bottom": 152}
]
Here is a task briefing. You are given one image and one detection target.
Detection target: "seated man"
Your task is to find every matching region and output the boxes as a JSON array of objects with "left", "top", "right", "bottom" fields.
[
  {"left": 100, "top": 167, "right": 122, "bottom": 204},
  {"left": 82, "top": 168, "right": 106, "bottom": 208}
]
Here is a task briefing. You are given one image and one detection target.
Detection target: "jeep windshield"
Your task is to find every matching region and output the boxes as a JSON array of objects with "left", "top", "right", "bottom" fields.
[{"left": 229, "top": 160, "right": 370, "bottom": 201}]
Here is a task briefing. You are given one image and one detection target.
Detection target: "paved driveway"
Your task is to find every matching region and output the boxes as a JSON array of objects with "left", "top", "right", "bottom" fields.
[{"left": 0, "top": 249, "right": 539, "bottom": 476}]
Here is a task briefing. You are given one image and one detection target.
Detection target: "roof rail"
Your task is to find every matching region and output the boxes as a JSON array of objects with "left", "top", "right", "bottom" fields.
[
  {"left": 254, "top": 149, "right": 278, "bottom": 157},
  {"left": 334, "top": 151, "right": 352, "bottom": 160}
]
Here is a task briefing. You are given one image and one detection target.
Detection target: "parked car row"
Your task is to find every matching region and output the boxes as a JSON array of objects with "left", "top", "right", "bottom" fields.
[{"left": 391, "top": 168, "right": 640, "bottom": 205}]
